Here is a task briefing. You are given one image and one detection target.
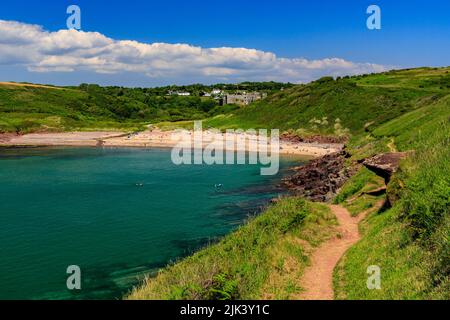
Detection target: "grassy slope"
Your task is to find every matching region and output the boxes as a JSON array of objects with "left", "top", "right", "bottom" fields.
[
  {"left": 128, "top": 198, "right": 337, "bottom": 300},
  {"left": 201, "top": 67, "right": 450, "bottom": 134},
  {"left": 333, "top": 93, "right": 449, "bottom": 299},
  {"left": 129, "top": 67, "right": 449, "bottom": 300},
  {"left": 334, "top": 142, "right": 449, "bottom": 299},
  {"left": 0, "top": 83, "right": 223, "bottom": 134},
  {"left": 0, "top": 84, "right": 145, "bottom": 133}
]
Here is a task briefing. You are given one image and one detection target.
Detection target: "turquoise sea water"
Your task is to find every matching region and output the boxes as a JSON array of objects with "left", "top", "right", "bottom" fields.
[{"left": 0, "top": 147, "right": 307, "bottom": 300}]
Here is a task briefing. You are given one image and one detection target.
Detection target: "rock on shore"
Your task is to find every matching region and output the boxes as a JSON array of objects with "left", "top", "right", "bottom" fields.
[
  {"left": 282, "top": 150, "right": 355, "bottom": 202},
  {"left": 361, "top": 152, "right": 409, "bottom": 183}
]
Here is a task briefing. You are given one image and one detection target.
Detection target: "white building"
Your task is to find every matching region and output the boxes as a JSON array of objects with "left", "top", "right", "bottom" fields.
[{"left": 223, "top": 92, "right": 265, "bottom": 106}]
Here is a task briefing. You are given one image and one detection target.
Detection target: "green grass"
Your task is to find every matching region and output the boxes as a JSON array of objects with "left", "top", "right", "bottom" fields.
[
  {"left": 334, "top": 203, "right": 449, "bottom": 300},
  {"left": 345, "top": 194, "right": 383, "bottom": 218},
  {"left": 334, "top": 167, "right": 384, "bottom": 205},
  {"left": 372, "top": 95, "right": 450, "bottom": 150},
  {"left": 334, "top": 205, "right": 436, "bottom": 299},
  {"left": 334, "top": 111, "right": 449, "bottom": 299},
  {"left": 399, "top": 126, "right": 450, "bottom": 238},
  {"left": 127, "top": 198, "right": 337, "bottom": 300},
  {"left": 332, "top": 166, "right": 385, "bottom": 217}
]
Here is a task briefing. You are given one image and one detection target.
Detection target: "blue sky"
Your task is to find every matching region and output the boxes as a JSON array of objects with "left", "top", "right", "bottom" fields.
[{"left": 0, "top": 0, "right": 449, "bottom": 86}]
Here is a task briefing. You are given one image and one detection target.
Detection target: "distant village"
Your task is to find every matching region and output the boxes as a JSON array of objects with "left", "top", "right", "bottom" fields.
[{"left": 167, "top": 89, "right": 268, "bottom": 106}]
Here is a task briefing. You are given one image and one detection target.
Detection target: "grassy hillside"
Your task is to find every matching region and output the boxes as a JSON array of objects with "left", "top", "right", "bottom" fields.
[
  {"left": 334, "top": 121, "right": 449, "bottom": 299},
  {"left": 332, "top": 85, "right": 449, "bottom": 299},
  {"left": 201, "top": 67, "right": 450, "bottom": 135},
  {"left": 0, "top": 81, "right": 290, "bottom": 134},
  {"left": 0, "top": 83, "right": 220, "bottom": 133},
  {"left": 0, "top": 84, "right": 139, "bottom": 133}
]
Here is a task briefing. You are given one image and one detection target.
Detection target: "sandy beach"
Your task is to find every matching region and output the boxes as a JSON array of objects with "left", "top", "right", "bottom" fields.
[{"left": 0, "top": 129, "right": 343, "bottom": 157}]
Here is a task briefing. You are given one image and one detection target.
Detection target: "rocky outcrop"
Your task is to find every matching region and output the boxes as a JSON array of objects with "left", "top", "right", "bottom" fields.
[
  {"left": 282, "top": 150, "right": 355, "bottom": 202},
  {"left": 281, "top": 133, "right": 347, "bottom": 144},
  {"left": 361, "top": 152, "right": 409, "bottom": 183}
]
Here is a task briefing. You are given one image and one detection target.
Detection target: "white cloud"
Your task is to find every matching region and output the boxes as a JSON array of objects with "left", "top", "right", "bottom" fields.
[{"left": 0, "top": 20, "right": 389, "bottom": 83}]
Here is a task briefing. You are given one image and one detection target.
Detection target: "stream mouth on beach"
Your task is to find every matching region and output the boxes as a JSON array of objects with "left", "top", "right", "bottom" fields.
[{"left": 0, "top": 147, "right": 309, "bottom": 300}]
